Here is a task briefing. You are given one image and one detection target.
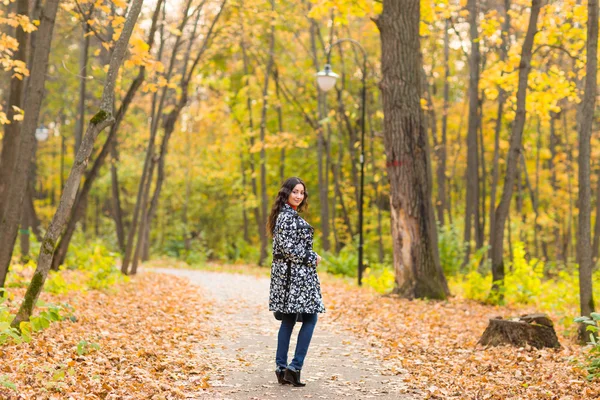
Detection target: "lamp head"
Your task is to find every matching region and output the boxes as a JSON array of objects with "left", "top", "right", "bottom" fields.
[
  {"left": 35, "top": 124, "right": 49, "bottom": 142},
  {"left": 316, "top": 64, "right": 339, "bottom": 92}
]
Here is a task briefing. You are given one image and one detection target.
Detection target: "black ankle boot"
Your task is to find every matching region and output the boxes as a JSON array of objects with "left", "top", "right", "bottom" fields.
[
  {"left": 283, "top": 368, "right": 306, "bottom": 387},
  {"left": 275, "top": 368, "right": 289, "bottom": 385}
]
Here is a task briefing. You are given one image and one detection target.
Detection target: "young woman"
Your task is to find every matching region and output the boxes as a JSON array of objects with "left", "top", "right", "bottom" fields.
[{"left": 267, "top": 177, "right": 325, "bottom": 387}]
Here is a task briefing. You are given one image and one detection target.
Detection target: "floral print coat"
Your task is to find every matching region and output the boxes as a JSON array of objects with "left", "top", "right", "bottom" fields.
[{"left": 269, "top": 203, "right": 326, "bottom": 314}]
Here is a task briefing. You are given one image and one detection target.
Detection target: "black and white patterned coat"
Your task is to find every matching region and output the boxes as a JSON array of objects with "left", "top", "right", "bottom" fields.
[{"left": 269, "top": 203, "right": 326, "bottom": 314}]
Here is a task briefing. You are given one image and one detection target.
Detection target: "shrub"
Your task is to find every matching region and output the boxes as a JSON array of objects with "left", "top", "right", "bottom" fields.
[
  {"left": 321, "top": 244, "right": 358, "bottom": 277},
  {"left": 504, "top": 242, "right": 543, "bottom": 305},
  {"left": 363, "top": 264, "right": 395, "bottom": 294},
  {"left": 438, "top": 223, "right": 467, "bottom": 276},
  {"left": 574, "top": 313, "right": 600, "bottom": 380}
]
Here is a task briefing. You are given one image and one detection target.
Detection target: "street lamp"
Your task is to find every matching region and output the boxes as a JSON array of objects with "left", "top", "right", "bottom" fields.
[
  {"left": 316, "top": 38, "right": 367, "bottom": 286},
  {"left": 35, "top": 124, "right": 49, "bottom": 142}
]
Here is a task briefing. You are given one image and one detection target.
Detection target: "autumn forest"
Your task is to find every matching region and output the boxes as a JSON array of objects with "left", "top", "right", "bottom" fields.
[{"left": 1, "top": 0, "right": 600, "bottom": 398}]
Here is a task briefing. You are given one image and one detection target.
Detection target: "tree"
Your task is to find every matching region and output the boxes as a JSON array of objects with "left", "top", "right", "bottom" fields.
[
  {"left": 0, "top": 0, "right": 61, "bottom": 289},
  {"left": 489, "top": 0, "right": 541, "bottom": 299},
  {"left": 464, "top": 0, "right": 482, "bottom": 265},
  {"left": 11, "top": 0, "right": 145, "bottom": 327},
  {"left": 577, "top": 0, "right": 597, "bottom": 340},
  {"left": 375, "top": 0, "right": 449, "bottom": 300}
]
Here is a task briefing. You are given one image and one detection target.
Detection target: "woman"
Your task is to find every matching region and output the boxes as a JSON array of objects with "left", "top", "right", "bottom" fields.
[{"left": 267, "top": 177, "right": 325, "bottom": 387}]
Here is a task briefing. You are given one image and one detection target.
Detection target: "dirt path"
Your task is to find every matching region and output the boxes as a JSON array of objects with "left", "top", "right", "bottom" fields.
[{"left": 152, "top": 268, "right": 419, "bottom": 399}]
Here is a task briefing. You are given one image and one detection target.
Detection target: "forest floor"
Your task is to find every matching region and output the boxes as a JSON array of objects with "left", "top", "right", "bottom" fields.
[{"left": 2, "top": 260, "right": 599, "bottom": 399}]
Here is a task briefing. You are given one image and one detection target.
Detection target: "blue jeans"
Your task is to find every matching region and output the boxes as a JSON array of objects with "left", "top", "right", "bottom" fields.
[{"left": 275, "top": 313, "right": 318, "bottom": 371}]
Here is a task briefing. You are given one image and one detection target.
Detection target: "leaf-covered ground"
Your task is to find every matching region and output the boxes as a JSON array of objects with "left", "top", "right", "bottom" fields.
[
  {"left": 321, "top": 279, "right": 599, "bottom": 399},
  {"left": 2, "top": 262, "right": 598, "bottom": 399},
  {"left": 1, "top": 272, "right": 216, "bottom": 399}
]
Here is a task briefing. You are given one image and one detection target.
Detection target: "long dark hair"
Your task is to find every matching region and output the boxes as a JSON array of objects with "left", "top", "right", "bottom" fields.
[{"left": 267, "top": 177, "right": 309, "bottom": 237}]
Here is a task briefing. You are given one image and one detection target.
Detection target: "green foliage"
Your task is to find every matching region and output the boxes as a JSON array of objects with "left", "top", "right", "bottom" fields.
[
  {"left": 504, "top": 242, "right": 544, "bottom": 305},
  {"left": 0, "top": 375, "right": 16, "bottom": 391},
  {"left": 163, "top": 237, "right": 211, "bottom": 266},
  {"left": 225, "top": 237, "right": 260, "bottom": 264},
  {"left": 449, "top": 245, "right": 491, "bottom": 303},
  {"left": 438, "top": 223, "right": 467, "bottom": 276},
  {"left": 363, "top": 263, "right": 395, "bottom": 294},
  {"left": 0, "top": 292, "right": 73, "bottom": 346},
  {"left": 45, "top": 267, "right": 81, "bottom": 294},
  {"left": 321, "top": 244, "right": 358, "bottom": 277},
  {"left": 5, "top": 261, "right": 36, "bottom": 288},
  {"left": 574, "top": 313, "right": 600, "bottom": 380},
  {"left": 64, "top": 237, "right": 127, "bottom": 290},
  {"left": 76, "top": 339, "right": 100, "bottom": 356}
]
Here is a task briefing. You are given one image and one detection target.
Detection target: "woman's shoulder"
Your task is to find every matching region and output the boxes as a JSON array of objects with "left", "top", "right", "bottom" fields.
[{"left": 276, "top": 209, "right": 297, "bottom": 226}]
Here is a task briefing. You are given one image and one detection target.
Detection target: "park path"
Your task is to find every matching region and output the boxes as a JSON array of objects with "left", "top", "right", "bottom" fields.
[{"left": 151, "top": 268, "right": 420, "bottom": 399}]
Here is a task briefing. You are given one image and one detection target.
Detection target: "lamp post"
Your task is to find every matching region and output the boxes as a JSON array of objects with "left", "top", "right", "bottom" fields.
[{"left": 316, "top": 38, "right": 367, "bottom": 286}]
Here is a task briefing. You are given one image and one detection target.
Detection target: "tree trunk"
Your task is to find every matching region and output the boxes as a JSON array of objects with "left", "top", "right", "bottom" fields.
[
  {"left": 375, "top": 0, "right": 449, "bottom": 299},
  {"left": 464, "top": 0, "right": 481, "bottom": 266},
  {"left": 437, "top": 18, "right": 450, "bottom": 227},
  {"left": 240, "top": 29, "right": 262, "bottom": 263},
  {"left": 563, "top": 111, "right": 575, "bottom": 261},
  {"left": 548, "top": 112, "right": 562, "bottom": 261},
  {"left": 273, "top": 66, "right": 286, "bottom": 184},
  {"left": 74, "top": 25, "right": 90, "bottom": 154},
  {"left": 477, "top": 90, "right": 486, "bottom": 249},
  {"left": 309, "top": 18, "right": 330, "bottom": 253},
  {"left": 367, "top": 94, "right": 384, "bottom": 262},
  {"left": 19, "top": 186, "right": 32, "bottom": 263},
  {"left": 489, "top": 65, "right": 508, "bottom": 263},
  {"left": 11, "top": 0, "right": 144, "bottom": 327},
  {"left": 0, "top": 0, "right": 60, "bottom": 289},
  {"left": 0, "top": 0, "right": 29, "bottom": 220},
  {"left": 479, "top": 314, "right": 560, "bottom": 349},
  {"left": 240, "top": 153, "right": 250, "bottom": 243},
  {"left": 131, "top": 0, "right": 225, "bottom": 272},
  {"left": 490, "top": 0, "right": 541, "bottom": 299},
  {"left": 123, "top": 0, "right": 194, "bottom": 274},
  {"left": 110, "top": 136, "right": 126, "bottom": 252},
  {"left": 257, "top": 0, "right": 275, "bottom": 266},
  {"left": 332, "top": 142, "right": 353, "bottom": 239},
  {"left": 593, "top": 166, "right": 600, "bottom": 261},
  {"left": 577, "top": 0, "right": 597, "bottom": 340},
  {"left": 50, "top": 0, "right": 163, "bottom": 271}
]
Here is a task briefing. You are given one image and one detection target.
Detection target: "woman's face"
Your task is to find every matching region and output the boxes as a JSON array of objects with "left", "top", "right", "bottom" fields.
[{"left": 287, "top": 183, "right": 305, "bottom": 207}]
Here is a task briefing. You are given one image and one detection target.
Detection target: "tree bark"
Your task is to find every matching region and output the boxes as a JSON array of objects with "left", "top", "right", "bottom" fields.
[
  {"left": 75, "top": 19, "right": 91, "bottom": 154},
  {"left": 490, "top": 0, "right": 541, "bottom": 299},
  {"left": 110, "top": 136, "right": 126, "bottom": 252},
  {"left": 0, "top": 0, "right": 60, "bottom": 289},
  {"left": 437, "top": 18, "right": 450, "bottom": 227},
  {"left": 375, "top": 0, "right": 449, "bottom": 299},
  {"left": 257, "top": 0, "right": 275, "bottom": 266},
  {"left": 11, "top": 0, "right": 144, "bottom": 326},
  {"left": 548, "top": 112, "right": 562, "bottom": 261},
  {"left": 0, "top": 0, "right": 29, "bottom": 220},
  {"left": 577, "top": 0, "right": 597, "bottom": 340},
  {"left": 309, "top": 17, "right": 330, "bottom": 253},
  {"left": 464, "top": 0, "right": 481, "bottom": 266},
  {"left": 240, "top": 27, "right": 262, "bottom": 263}
]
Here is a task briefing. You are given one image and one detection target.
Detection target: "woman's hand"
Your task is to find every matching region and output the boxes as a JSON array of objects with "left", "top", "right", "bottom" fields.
[{"left": 316, "top": 254, "right": 322, "bottom": 265}]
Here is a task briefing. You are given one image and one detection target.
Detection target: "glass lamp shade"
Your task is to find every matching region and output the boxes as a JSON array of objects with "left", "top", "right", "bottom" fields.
[
  {"left": 316, "top": 64, "right": 339, "bottom": 92},
  {"left": 35, "top": 125, "right": 49, "bottom": 142}
]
